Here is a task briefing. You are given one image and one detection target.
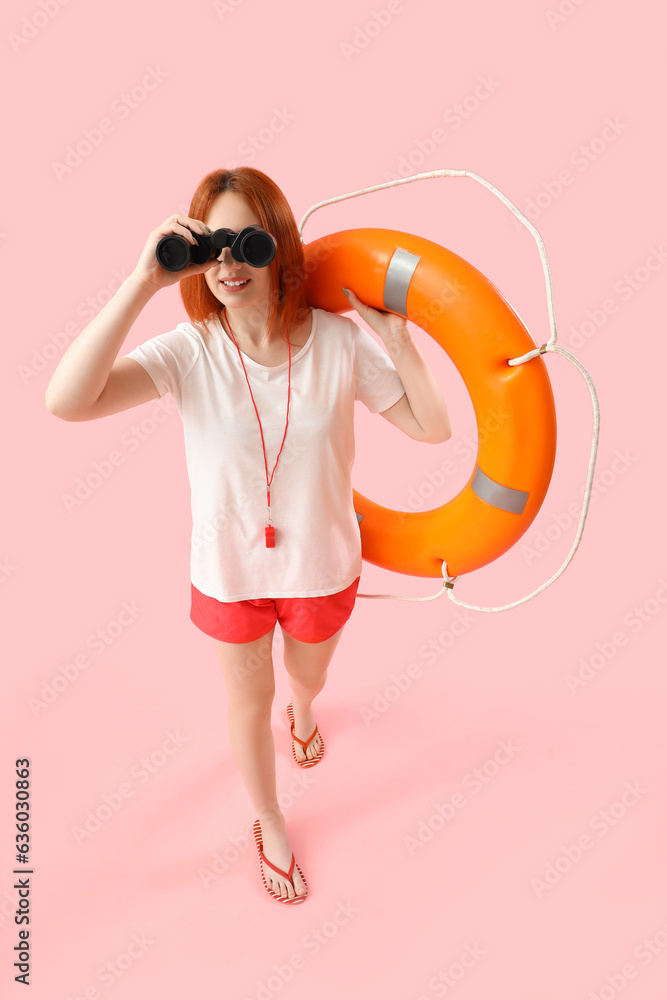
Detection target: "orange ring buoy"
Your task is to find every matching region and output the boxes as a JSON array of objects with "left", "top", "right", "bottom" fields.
[{"left": 303, "top": 228, "right": 557, "bottom": 580}]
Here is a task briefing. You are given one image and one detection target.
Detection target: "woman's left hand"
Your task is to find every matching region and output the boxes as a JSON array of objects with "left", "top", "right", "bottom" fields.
[{"left": 342, "top": 287, "right": 409, "bottom": 344}]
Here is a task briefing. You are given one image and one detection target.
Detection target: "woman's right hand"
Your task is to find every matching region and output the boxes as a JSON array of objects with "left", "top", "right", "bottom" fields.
[{"left": 131, "top": 213, "right": 223, "bottom": 291}]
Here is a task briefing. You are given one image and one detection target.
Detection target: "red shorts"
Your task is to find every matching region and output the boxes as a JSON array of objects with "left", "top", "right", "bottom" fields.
[{"left": 190, "top": 577, "right": 360, "bottom": 644}]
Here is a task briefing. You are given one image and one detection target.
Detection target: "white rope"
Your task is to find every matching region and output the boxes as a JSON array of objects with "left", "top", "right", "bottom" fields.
[{"left": 298, "top": 169, "right": 600, "bottom": 612}]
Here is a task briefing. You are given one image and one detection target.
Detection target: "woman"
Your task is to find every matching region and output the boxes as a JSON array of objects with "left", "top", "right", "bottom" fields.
[{"left": 45, "top": 167, "right": 451, "bottom": 904}]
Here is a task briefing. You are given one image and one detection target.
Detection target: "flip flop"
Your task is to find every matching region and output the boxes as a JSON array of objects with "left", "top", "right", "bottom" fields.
[
  {"left": 286, "top": 702, "right": 325, "bottom": 768},
  {"left": 252, "top": 819, "right": 308, "bottom": 904}
]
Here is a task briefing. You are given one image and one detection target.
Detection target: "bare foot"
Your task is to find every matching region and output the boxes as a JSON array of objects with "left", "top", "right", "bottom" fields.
[
  {"left": 259, "top": 815, "right": 307, "bottom": 901},
  {"left": 289, "top": 703, "right": 322, "bottom": 764}
]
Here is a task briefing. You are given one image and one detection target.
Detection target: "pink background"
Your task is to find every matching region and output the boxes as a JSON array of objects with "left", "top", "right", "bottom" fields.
[{"left": 2, "top": 0, "right": 665, "bottom": 996}]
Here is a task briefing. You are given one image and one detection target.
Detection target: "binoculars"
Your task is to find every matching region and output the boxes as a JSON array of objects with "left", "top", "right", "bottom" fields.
[{"left": 156, "top": 224, "right": 277, "bottom": 272}]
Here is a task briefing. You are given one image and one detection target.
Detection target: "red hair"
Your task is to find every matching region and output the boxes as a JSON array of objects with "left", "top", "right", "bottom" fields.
[{"left": 179, "top": 167, "right": 311, "bottom": 342}]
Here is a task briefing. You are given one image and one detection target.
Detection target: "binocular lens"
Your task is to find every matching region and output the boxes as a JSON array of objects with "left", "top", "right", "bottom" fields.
[
  {"left": 157, "top": 239, "right": 189, "bottom": 271},
  {"left": 242, "top": 231, "right": 274, "bottom": 267},
  {"left": 155, "top": 225, "right": 276, "bottom": 272}
]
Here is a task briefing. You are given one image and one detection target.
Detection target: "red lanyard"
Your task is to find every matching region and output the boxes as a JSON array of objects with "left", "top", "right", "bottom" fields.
[{"left": 222, "top": 310, "right": 291, "bottom": 548}]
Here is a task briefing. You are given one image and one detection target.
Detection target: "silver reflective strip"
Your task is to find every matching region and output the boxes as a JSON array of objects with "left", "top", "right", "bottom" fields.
[
  {"left": 471, "top": 465, "right": 529, "bottom": 515},
  {"left": 383, "top": 248, "right": 421, "bottom": 316},
  {"left": 355, "top": 510, "right": 363, "bottom": 524}
]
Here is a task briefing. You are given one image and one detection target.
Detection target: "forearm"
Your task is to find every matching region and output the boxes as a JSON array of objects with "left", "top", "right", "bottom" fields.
[
  {"left": 45, "top": 272, "right": 157, "bottom": 418},
  {"left": 380, "top": 327, "right": 452, "bottom": 441}
]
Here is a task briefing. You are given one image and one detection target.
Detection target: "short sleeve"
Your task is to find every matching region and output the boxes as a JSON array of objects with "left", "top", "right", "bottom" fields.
[
  {"left": 121, "top": 322, "right": 201, "bottom": 400},
  {"left": 351, "top": 320, "right": 406, "bottom": 414}
]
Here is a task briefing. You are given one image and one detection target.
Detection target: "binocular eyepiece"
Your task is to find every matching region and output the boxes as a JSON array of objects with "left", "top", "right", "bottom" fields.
[{"left": 156, "top": 224, "right": 277, "bottom": 272}]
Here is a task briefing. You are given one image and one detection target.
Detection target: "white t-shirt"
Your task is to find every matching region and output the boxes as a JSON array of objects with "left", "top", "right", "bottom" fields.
[{"left": 122, "top": 307, "right": 406, "bottom": 601}]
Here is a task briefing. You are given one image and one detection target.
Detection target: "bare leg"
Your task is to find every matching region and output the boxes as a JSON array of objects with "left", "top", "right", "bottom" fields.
[
  {"left": 282, "top": 625, "right": 345, "bottom": 763},
  {"left": 210, "top": 627, "right": 306, "bottom": 901}
]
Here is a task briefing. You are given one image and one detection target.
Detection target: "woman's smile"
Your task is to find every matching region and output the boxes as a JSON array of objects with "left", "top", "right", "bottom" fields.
[{"left": 220, "top": 277, "right": 252, "bottom": 291}]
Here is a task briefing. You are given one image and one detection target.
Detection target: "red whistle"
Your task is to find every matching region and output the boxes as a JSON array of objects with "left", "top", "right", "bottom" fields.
[{"left": 265, "top": 525, "right": 275, "bottom": 548}]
